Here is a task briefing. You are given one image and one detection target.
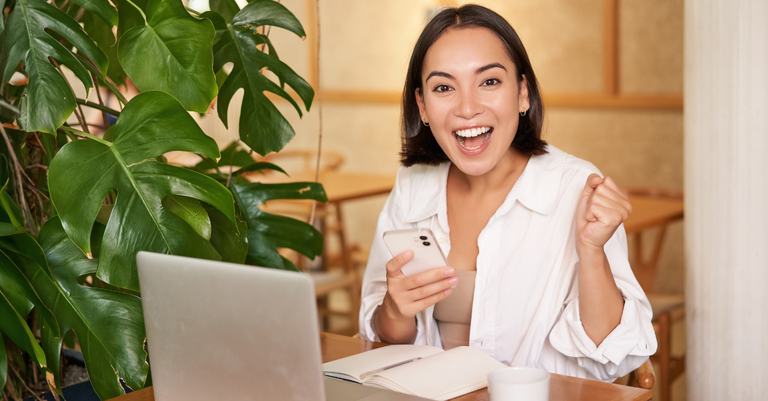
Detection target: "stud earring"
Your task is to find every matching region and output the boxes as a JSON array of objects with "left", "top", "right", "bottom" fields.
[{"left": 520, "top": 109, "right": 527, "bottom": 117}]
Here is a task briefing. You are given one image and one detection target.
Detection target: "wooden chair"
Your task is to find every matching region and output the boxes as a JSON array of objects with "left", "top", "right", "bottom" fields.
[
  {"left": 629, "top": 359, "right": 656, "bottom": 390},
  {"left": 624, "top": 187, "right": 685, "bottom": 401}
]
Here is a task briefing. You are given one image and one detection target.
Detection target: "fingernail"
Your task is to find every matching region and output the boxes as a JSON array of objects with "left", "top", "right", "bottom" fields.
[
  {"left": 444, "top": 267, "right": 455, "bottom": 275},
  {"left": 449, "top": 276, "right": 459, "bottom": 285},
  {"left": 403, "top": 250, "right": 413, "bottom": 259},
  {"left": 444, "top": 288, "right": 452, "bottom": 295}
]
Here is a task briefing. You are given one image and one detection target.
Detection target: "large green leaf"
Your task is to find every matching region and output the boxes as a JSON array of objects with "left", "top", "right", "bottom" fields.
[
  {"left": 205, "top": 203, "right": 248, "bottom": 263},
  {"left": 115, "top": 0, "right": 148, "bottom": 39},
  {"left": 118, "top": 0, "right": 217, "bottom": 112},
  {"left": 0, "top": 0, "right": 108, "bottom": 134},
  {"left": 69, "top": 0, "right": 118, "bottom": 27},
  {"left": 0, "top": 187, "right": 50, "bottom": 275},
  {"left": 191, "top": 141, "right": 287, "bottom": 185},
  {"left": 48, "top": 91, "right": 235, "bottom": 291},
  {"left": 194, "top": 141, "right": 256, "bottom": 170},
  {"left": 0, "top": 249, "right": 59, "bottom": 335},
  {"left": 162, "top": 195, "right": 211, "bottom": 240},
  {"left": 82, "top": 9, "right": 128, "bottom": 86},
  {"left": 232, "top": 182, "right": 326, "bottom": 271},
  {"left": 213, "top": 0, "right": 314, "bottom": 156},
  {"left": 33, "top": 218, "right": 147, "bottom": 399},
  {"left": 0, "top": 289, "right": 46, "bottom": 367},
  {"left": 210, "top": 0, "right": 240, "bottom": 23},
  {"left": 0, "top": 0, "right": 6, "bottom": 35}
]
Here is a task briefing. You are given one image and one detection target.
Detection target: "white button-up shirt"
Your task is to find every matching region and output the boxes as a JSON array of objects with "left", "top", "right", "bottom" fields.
[{"left": 359, "top": 145, "right": 657, "bottom": 381}]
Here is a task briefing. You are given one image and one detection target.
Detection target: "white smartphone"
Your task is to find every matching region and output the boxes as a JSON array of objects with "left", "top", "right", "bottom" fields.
[{"left": 383, "top": 228, "right": 448, "bottom": 276}]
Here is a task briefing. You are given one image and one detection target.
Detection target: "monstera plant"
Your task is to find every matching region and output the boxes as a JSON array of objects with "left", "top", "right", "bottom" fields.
[{"left": 0, "top": 0, "right": 325, "bottom": 398}]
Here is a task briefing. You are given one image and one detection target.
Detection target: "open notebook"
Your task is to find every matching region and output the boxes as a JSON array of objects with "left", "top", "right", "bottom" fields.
[{"left": 323, "top": 345, "right": 506, "bottom": 401}]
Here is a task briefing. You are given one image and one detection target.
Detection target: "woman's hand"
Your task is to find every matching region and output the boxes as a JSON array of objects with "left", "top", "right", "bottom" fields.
[
  {"left": 575, "top": 174, "right": 630, "bottom": 345},
  {"left": 374, "top": 250, "right": 458, "bottom": 343},
  {"left": 575, "top": 174, "right": 632, "bottom": 258}
]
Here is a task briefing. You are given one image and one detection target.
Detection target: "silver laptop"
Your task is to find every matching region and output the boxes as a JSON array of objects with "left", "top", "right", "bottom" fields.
[{"left": 137, "top": 252, "right": 427, "bottom": 401}]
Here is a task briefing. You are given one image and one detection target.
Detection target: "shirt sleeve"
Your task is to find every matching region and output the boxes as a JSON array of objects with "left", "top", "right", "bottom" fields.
[{"left": 548, "top": 224, "right": 659, "bottom": 381}]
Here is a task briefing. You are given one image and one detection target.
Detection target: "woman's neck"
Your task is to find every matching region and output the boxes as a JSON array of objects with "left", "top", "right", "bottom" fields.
[{"left": 449, "top": 147, "right": 530, "bottom": 196}]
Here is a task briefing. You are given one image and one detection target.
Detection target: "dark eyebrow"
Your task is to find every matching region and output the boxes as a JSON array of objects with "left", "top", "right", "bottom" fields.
[
  {"left": 425, "top": 71, "right": 455, "bottom": 81},
  {"left": 425, "top": 63, "right": 507, "bottom": 82},
  {"left": 476, "top": 63, "right": 507, "bottom": 74}
]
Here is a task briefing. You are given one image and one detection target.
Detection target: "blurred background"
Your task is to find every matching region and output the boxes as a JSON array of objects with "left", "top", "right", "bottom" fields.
[
  {"left": 190, "top": 0, "right": 684, "bottom": 293},
  {"left": 191, "top": 0, "right": 685, "bottom": 294},
  {"left": 188, "top": 0, "right": 685, "bottom": 399}
]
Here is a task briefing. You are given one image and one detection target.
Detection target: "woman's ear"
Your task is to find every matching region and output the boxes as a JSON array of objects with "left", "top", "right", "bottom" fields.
[
  {"left": 518, "top": 74, "right": 530, "bottom": 113},
  {"left": 415, "top": 88, "right": 428, "bottom": 124}
]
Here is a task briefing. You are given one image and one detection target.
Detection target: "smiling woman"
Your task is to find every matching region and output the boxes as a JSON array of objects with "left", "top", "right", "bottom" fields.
[
  {"left": 359, "top": 4, "right": 658, "bottom": 383},
  {"left": 415, "top": 27, "right": 530, "bottom": 177},
  {"left": 400, "top": 5, "right": 546, "bottom": 168}
]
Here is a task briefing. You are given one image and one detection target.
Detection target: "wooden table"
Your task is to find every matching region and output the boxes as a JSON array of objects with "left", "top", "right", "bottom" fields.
[
  {"left": 622, "top": 194, "right": 684, "bottom": 292},
  {"left": 624, "top": 195, "right": 684, "bottom": 235},
  {"left": 113, "top": 333, "right": 651, "bottom": 401},
  {"left": 249, "top": 170, "right": 396, "bottom": 203}
]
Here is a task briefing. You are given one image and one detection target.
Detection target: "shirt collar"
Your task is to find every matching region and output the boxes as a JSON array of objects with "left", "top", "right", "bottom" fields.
[{"left": 404, "top": 144, "right": 565, "bottom": 223}]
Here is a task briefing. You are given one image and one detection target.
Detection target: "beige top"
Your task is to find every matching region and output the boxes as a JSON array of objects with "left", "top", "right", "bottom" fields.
[{"left": 433, "top": 270, "right": 477, "bottom": 350}]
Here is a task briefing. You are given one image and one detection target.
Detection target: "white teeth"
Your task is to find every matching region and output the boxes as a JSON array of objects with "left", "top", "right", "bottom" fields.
[
  {"left": 457, "top": 131, "right": 492, "bottom": 151},
  {"left": 454, "top": 126, "right": 491, "bottom": 138}
]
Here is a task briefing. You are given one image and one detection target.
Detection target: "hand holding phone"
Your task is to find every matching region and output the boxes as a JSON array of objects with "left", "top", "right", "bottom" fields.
[
  {"left": 383, "top": 228, "right": 448, "bottom": 276},
  {"left": 374, "top": 229, "right": 457, "bottom": 343}
]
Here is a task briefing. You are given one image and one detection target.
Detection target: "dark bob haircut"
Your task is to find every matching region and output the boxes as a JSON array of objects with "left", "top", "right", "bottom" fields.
[{"left": 400, "top": 4, "right": 548, "bottom": 167}]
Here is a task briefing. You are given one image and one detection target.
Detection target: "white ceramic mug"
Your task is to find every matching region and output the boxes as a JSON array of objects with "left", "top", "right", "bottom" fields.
[{"left": 487, "top": 367, "right": 550, "bottom": 401}]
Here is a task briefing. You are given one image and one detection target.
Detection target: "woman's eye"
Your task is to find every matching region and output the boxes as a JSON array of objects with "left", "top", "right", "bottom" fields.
[
  {"left": 433, "top": 85, "right": 452, "bottom": 93},
  {"left": 482, "top": 78, "right": 501, "bottom": 86}
]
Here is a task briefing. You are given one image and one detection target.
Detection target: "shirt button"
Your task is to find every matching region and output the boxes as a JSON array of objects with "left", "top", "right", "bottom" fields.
[{"left": 439, "top": 237, "right": 446, "bottom": 244}]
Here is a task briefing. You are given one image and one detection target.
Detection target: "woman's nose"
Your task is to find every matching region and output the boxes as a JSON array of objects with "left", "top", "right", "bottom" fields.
[{"left": 453, "top": 89, "right": 483, "bottom": 120}]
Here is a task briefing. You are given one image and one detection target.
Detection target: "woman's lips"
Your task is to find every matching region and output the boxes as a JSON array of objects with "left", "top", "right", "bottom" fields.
[{"left": 453, "top": 127, "right": 493, "bottom": 151}]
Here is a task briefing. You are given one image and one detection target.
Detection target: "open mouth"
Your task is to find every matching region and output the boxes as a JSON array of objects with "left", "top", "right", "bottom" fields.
[{"left": 453, "top": 126, "right": 493, "bottom": 151}]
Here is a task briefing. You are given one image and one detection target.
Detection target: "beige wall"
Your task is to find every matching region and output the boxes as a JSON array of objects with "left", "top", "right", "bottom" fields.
[{"left": 202, "top": 0, "right": 685, "bottom": 294}]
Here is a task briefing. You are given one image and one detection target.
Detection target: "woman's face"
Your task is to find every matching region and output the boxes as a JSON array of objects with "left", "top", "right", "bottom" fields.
[{"left": 416, "top": 27, "right": 529, "bottom": 177}]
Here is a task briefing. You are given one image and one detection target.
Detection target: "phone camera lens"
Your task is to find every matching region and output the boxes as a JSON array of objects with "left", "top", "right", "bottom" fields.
[
  {"left": 423, "top": 241, "right": 431, "bottom": 246},
  {"left": 419, "top": 236, "right": 428, "bottom": 240}
]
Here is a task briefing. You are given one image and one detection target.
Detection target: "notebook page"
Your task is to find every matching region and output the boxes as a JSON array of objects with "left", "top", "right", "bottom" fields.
[
  {"left": 363, "top": 346, "right": 506, "bottom": 400},
  {"left": 323, "top": 345, "right": 444, "bottom": 383}
]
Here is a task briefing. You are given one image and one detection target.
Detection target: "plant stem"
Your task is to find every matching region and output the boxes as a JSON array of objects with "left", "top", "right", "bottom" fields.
[
  {"left": 309, "top": 0, "right": 323, "bottom": 226},
  {"left": 51, "top": 61, "right": 91, "bottom": 136},
  {"left": 226, "top": 145, "right": 236, "bottom": 188},
  {"left": 0, "top": 123, "right": 30, "bottom": 229},
  {"left": 73, "top": 7, "right": 85, "bottom": 22},
  {"left": 9, "top": 364, "right": 44, "bottom": 401},
  {"left": 76, "top": 99, "right": 121, "bottom": 117},
  {"left": 90, "top": 74, "right": 111, "bottom": 129},
  {"left": 25, "top": 184, "right": 45, "bottom": 226},
  {"left": 185, "top": 6, "right": 201, "bottom": 15},
  {"left": 4, "top": 374, "right": 21, "bottom": 400},
  {"left": 58, "top": 126, "right": 111, "bottom": 146},
  {"left": 124, "top": 0, "right": 147, "bottom": 24}
]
